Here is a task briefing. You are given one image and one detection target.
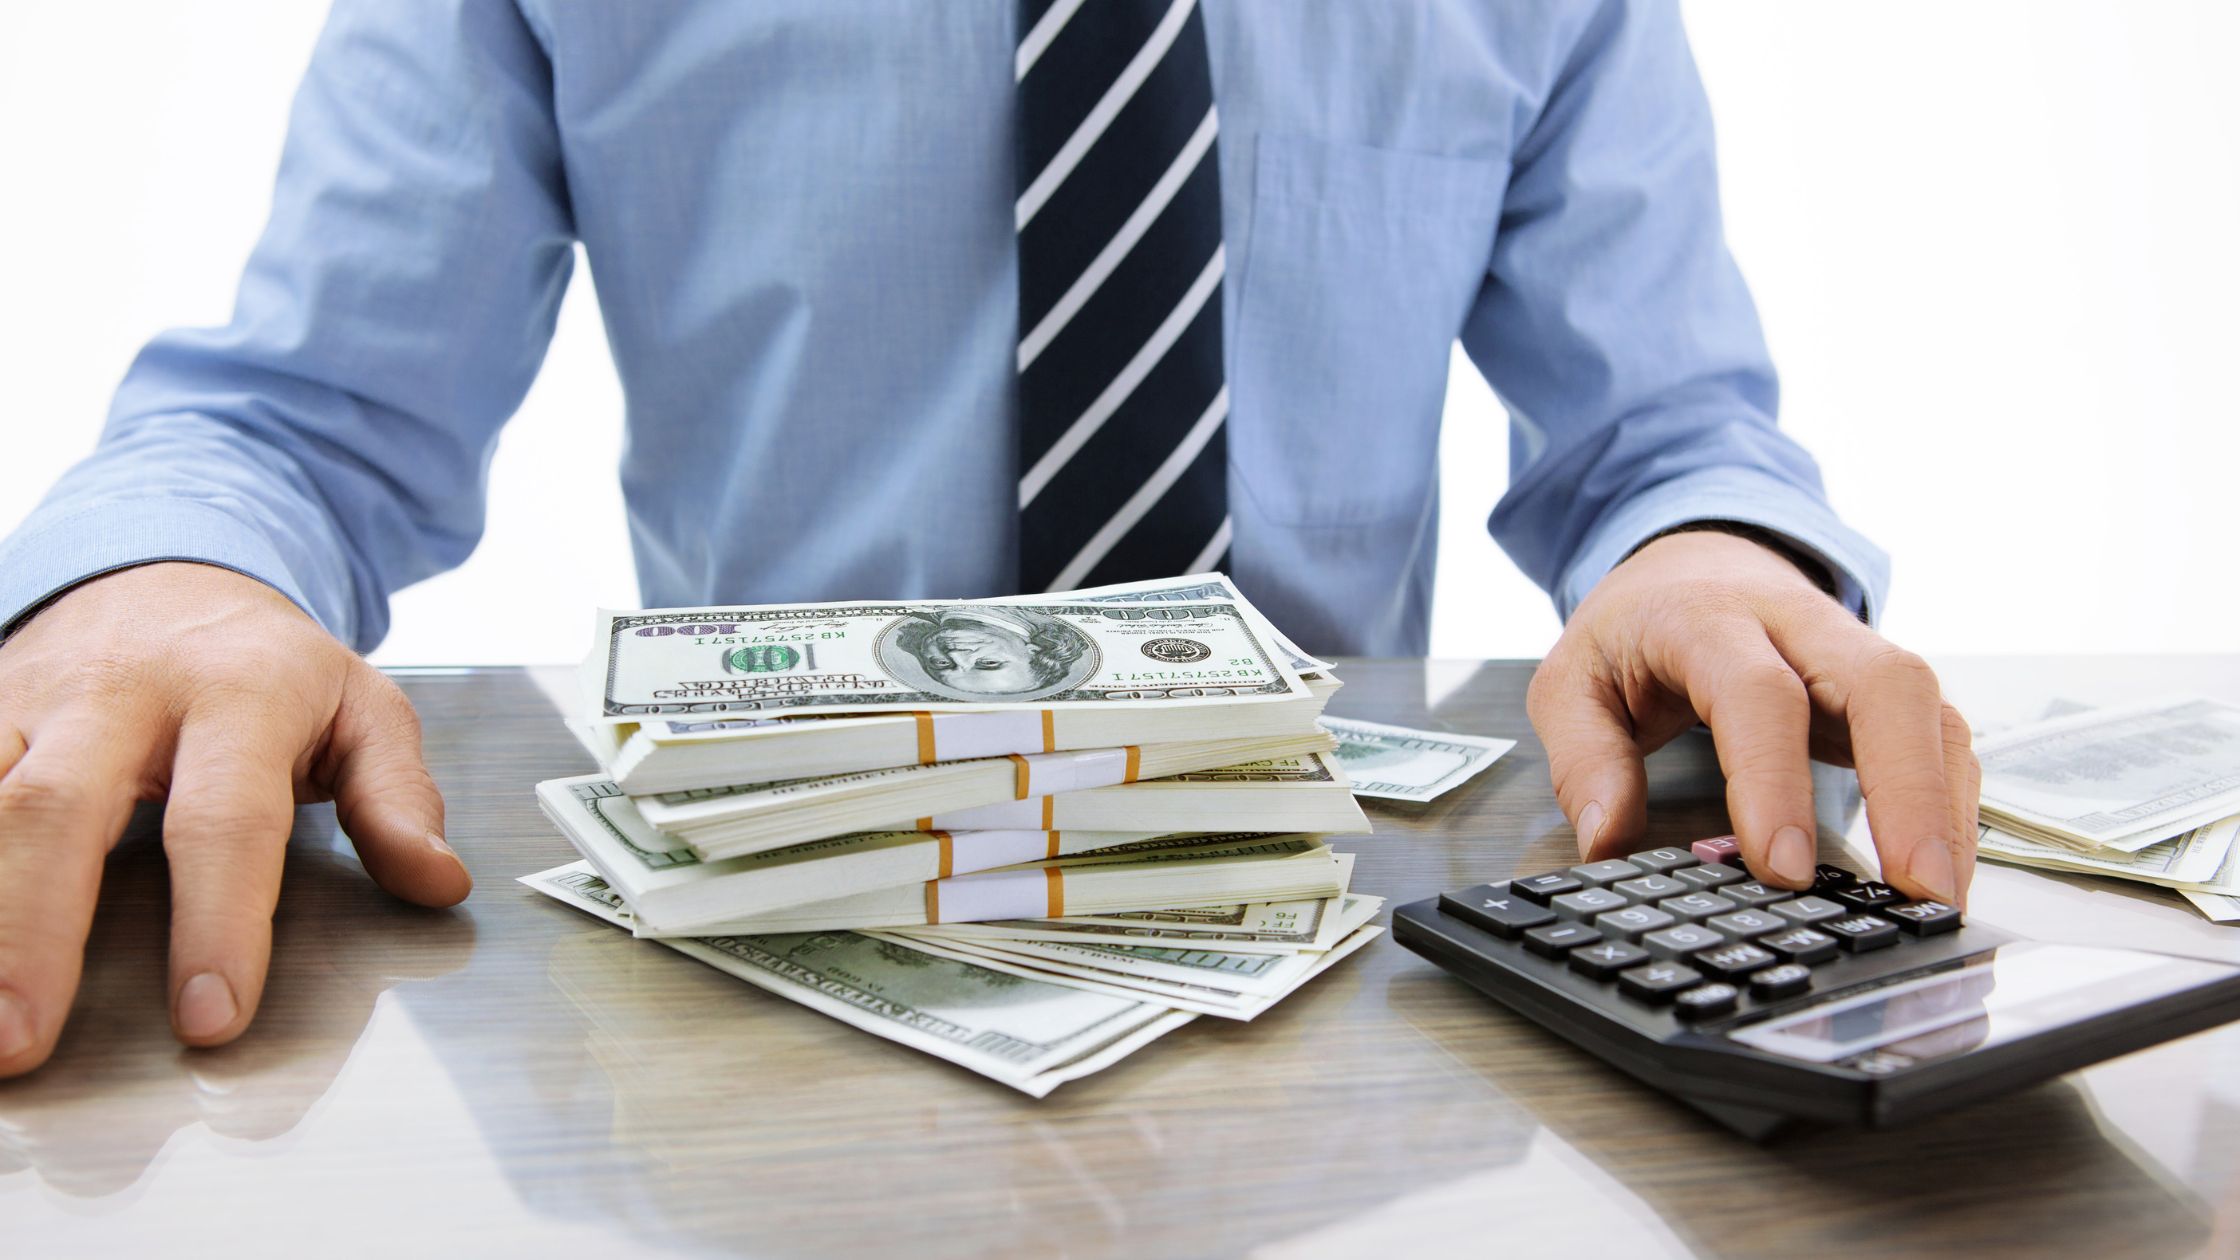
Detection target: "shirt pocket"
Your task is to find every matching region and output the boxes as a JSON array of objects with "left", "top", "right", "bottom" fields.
[{"left": 1230, "top": 134, "right": 1508, "bottom": 527}]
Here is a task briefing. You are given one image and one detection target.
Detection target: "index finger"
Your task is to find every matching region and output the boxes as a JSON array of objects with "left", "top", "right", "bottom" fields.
[{"left": 0, "top": 715, "right": 159, "bottom": 1075}]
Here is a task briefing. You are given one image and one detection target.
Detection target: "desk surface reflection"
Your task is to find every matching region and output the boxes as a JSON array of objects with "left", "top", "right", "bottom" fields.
[{"left": 6, "top": 658, "right": 2238, "bottom": 1258}]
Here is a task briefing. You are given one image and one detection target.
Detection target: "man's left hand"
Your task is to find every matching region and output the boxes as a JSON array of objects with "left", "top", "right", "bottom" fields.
[{"left": 1526, "top": 530, "right": 1977, "bottom": 905}]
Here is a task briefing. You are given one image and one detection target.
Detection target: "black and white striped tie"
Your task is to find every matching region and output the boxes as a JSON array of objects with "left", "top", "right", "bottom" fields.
[{"left": 1013, "top": 0, "right": 1231, "bottom": 593}]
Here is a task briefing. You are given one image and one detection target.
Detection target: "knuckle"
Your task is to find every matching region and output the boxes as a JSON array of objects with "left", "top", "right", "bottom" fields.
[
  {"left": 162, "top": 795, "right": 290, "bottom": 849},
  {"left": 1861, "top": 644, "right": 1936, "bottom": 692},
  {"left": 0, "top": 768, "right": 95, "bottom": 819}
]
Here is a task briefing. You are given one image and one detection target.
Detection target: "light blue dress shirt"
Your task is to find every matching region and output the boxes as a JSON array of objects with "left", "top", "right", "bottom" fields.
[{"left": 0, "top": 0, "right": 1886, "bottom": 656}]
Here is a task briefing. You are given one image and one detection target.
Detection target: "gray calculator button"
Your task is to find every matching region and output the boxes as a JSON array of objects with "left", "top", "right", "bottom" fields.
[
  {"left": 1770, "top": 895, "right": 1846, "bottom": 926},
  {"left": 1673, "top": 863, "right": 1745, "bottom": 891},
  {"left": 1613, "top": 874, "right": 1689, "bottom": 903},
  {"left": 1568, "top": 859, "right": 1646, "bottom": 888},
  {"left": 1721, "top": 881, "right": 1794, "bottom": 909},
  {"left": 1656, "top": 891, "right": 1737, "bottom": 923},
  {"left": 1551, "top": 888, "right": 1630, "bottom": 920},
  {"left": 1642, "top": 923, "right": 1726, "bottom": 959},
  {"left": 1626, "top": 847, "right": 1700, "bottom": 874},
  {"left": 1707, "top": 909, "right": 1786, "bottom": 938},
  {"left": 1594, "top": 905, "right": 1677, "bottom": 942}
]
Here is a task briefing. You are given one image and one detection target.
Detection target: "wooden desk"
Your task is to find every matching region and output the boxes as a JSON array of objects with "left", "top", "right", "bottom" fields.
[{"left": 6, "top": 658, "right": 2237, "bottom": 1258}]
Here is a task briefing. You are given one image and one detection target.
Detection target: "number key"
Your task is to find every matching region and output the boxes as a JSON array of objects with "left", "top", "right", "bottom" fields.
[
  {"left": 1708, "top": 909, "right": 1786, "bottom": 938},
  {"left": 1594, "top": 905, "right": 1677, "bottom": 942},
  {"left": 1673, "top": 863, "right": 1746, "bottom": 892},
  {"left": 1656, "top": 891, "right": 1736, "bottom": 923},
  {"left": 1769, "top": 895, "right": 1846, "bottom": 927},
  {"left": 1721, "top": 881, "right": 1795, "bottom": 909},
  {"left": 1642, "top": 923, "right": 1727, "bottom": 960},
  {"left": 1626, "top": 847, "right": 1700, "bottom": 874},
  {"left": 1613, "top": 874, "right": 1689, "bottom": 903},
  {"left": 1551, "top": 888, "right": 1630, "bottom": 921}
]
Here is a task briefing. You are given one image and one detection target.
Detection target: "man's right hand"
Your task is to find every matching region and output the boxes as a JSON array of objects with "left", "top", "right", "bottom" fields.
[{"left": 0, "top": 561, "right": 470, "bottom": 1077}]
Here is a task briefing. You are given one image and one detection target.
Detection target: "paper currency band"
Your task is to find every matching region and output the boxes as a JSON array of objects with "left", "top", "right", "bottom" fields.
[
  {"left": 923, "top": 866, "right": 1066, "bottom": 924},
  {"left": 940, "top": 828, "right": 1062, "bottom": 877},
  {"left": 912, "top": 710, "right": 1061, "bottom": 765},
  {"left": 1003, "top": 747, "right": 1144, "bottom": 800}
]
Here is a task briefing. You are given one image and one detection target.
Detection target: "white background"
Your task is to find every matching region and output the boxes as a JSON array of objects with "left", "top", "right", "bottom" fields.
[{"left": 2, "top": 2, "right": 2234, "bottom": 666}]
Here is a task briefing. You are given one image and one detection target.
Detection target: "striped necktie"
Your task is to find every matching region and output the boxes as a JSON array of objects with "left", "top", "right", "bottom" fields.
[{"left": 1013, "top": 0, "right": 1231, "bottom": 593}]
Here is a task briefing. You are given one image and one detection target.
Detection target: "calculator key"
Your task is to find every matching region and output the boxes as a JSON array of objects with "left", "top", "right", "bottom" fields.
[
  {"left": 1673, "top": 982, "right": 1740, "bottom": 1020},
  {"left": 1758, "top": 927, "right": 1839, "bottom": 965},
  {"left": 1523, "top": 922, "right": 1602, "bottom": 958},
  {"left": 1832, "top": 880, "right": 1906, "bottom": 912},
  {"left": 1617, "top": 961, "right": 1704, "bottom": 1004},
  {"left": 1769, "top": 895, "right": 1846, "bottom": 927},
  {"left": 1656, "top": 891, "right": 1737, "bottom": 923},
  {"left": 1720, "top": 881, "right": 1794, "bottom": 909},
  {"left": 1825, "top": 914, "right": 1900, "bottom": 952},
  {"left": 1707, "top": 909, "right": 1786, "bottom": 938},
  {"left": 1613, "top": 874, "right": 1689, "bottom": 903},
  {"left": 1690, "top": 835, "right": 1743, "bottom": 866},
  {"left": 1440, "top": 885, "right": 1557, "bottom": 938},
  {"left": 1552, "top": 888, "right": 1630, "bottom": 920},
  {"left": 1642, "top": 923, "right": 1727, "bottom": 960},
  {"left": 1568, "top": 859, "right": 1646, "bottom": 888},
  {"left": 1594, "top": 905, "right": 1677, "bottom": 942},
  {"left": 1510, "top": 872, "right": 1585, "bottom": 905},
  {"left": 1749, "top": 963, "right": 1814, "bottom": 1001},
  {"left": 1881, "top": 900, "right": 1962, "bottom": 935},
  {"left": 1672, "top": 863, "right": 1746, "bottom": 891},
  {"left": 1813, "top": 863, "right": 1858, "bottom": 889},
  {"left": 1626, "top": 847, "right": 1700, "bottom": 875},
  {"left": 1692, "top": 942, "right": 1779, "bottom": 979},
  {"left": 1568, "top": 939, "right": 1651, "bottom": 980}
]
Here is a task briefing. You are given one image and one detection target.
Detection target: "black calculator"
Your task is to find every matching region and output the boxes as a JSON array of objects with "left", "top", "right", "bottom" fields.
[{"left": 1393, "top": 838, "right": 2240, "bottom": 1138}]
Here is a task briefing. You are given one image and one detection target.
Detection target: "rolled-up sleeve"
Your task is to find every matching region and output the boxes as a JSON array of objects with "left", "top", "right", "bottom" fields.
[
  {"left": 1460, "top": 0, "right": 1889, "bottom": 624},
  {"left": 0, "top": 0, "right": 576, "bottom": 649}
]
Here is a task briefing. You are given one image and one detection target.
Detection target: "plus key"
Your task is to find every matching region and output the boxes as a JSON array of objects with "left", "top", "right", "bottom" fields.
[{"left": 1440, "top": 884, "right": 1556, "bottom": 939}]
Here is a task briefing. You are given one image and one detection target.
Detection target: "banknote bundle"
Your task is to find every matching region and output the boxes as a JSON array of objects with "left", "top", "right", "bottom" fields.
[
  {"left": 524, "top": 575, "right": 1381, "bottom": 1090},
  {"left": 1974, "top": 697, "right": 2240, "bottom": 921}
]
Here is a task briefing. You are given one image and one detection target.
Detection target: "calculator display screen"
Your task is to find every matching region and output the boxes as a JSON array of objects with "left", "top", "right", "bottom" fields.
[{"left": 1726, "top": 943, "right": 2235, "bottom": 1066}]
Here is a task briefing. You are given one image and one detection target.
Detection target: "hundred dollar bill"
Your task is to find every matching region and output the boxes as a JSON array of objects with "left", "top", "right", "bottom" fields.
[
  {"left": 878, "top": 924, "right": 1385, "bottom": 1021},
  {"left": 521, "top": 862, "right": 1194, "bottom": 1097},
  {"left": 914, "top": 890, "right": 1376, "bottom": 955},
  {"left": 584, "top": 592, "right": 1307, "bottom": 723},
  {"left": 897, "top": 894, "right": 1384, "bottom": 999},
  {"left": 1977, "top": 816, "right": 2239, "bottom": 889},
  {"left": 1321, "top": 716, "right": 1515, "bottom": 802},
  {"left": 1976, "top": 698, "right": 2240, "bottom": 850},
  {"left": 1053, "top": 572, "right": 1335, "bottom": 674}
]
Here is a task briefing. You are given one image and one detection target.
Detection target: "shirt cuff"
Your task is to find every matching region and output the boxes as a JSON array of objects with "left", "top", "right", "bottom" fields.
[
  {"left": 0, "top": 498, "right": 320, "bottom": 639},
  {"left": 1554, "top": 466, "right": 1890, "bottom": 625}
]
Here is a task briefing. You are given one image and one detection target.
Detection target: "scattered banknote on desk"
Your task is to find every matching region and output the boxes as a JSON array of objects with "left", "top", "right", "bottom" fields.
[
  {"left": 1973, "top": 697, "right": 2240, "bottom": 921},
  {"left": 1320, "top": 716, "right": 1514, "bottom": 802},
  {"left": 525, "top": 576, "right": 1378, "bottom": 1092}
]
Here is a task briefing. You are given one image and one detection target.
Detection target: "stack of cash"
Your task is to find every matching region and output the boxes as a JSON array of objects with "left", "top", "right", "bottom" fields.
[
  {"left": 522, "top": 575, "right": 1381, "bottom": 1092},
  {"left": 1975, "top": 697, "right": 2240, "bottom": 922}
]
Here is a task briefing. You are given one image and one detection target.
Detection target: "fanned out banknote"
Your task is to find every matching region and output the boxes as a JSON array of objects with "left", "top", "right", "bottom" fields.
[
  {"left": 1320, "top": 716, "right": 1514, "bottom": 802},
  {"left": 522, "top": 862, "right": 1376, "bottom": 1093},
  {"left": 1972, "top": 697, "right": 2240, "bottom": 921}
]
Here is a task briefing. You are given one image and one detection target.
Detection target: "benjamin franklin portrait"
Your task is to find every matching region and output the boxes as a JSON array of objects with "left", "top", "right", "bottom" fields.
[{"left": 878, "top": 607, "right": 1097, "bottom": 701}]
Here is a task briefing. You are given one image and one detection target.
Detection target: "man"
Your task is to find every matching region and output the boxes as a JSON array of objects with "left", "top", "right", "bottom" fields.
[{"left": 0, "top": 0, "right": 1977, "bottom": 1076}]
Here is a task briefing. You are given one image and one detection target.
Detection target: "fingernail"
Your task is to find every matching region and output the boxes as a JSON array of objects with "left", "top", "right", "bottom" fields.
[
  {"left": 1908, "top": 843, "right": 1960, "bottom": 905},
  {"left": 427, "top": 831, "right": 462, "bottom": 863},
  {"left": 1768, "top": 825, "right": 1815, "bottom": 886},
  {"left": 176, "top": 972, "right": 238, "bottom": 1041},
  {"left": 0, "top": 990, "right": 33, "bottom": 1061},
  {"left": 1575, "top": 801, "right": 1606, "bottom": 855}
]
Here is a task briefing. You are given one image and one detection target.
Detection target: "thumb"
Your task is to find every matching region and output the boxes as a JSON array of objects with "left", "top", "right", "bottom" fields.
[
  {"left": 326, "top": 666, "right": 470, "bottom": 906},
  {"left": 1526, "top": 654, "right": 1648, "bottom": 861}
]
